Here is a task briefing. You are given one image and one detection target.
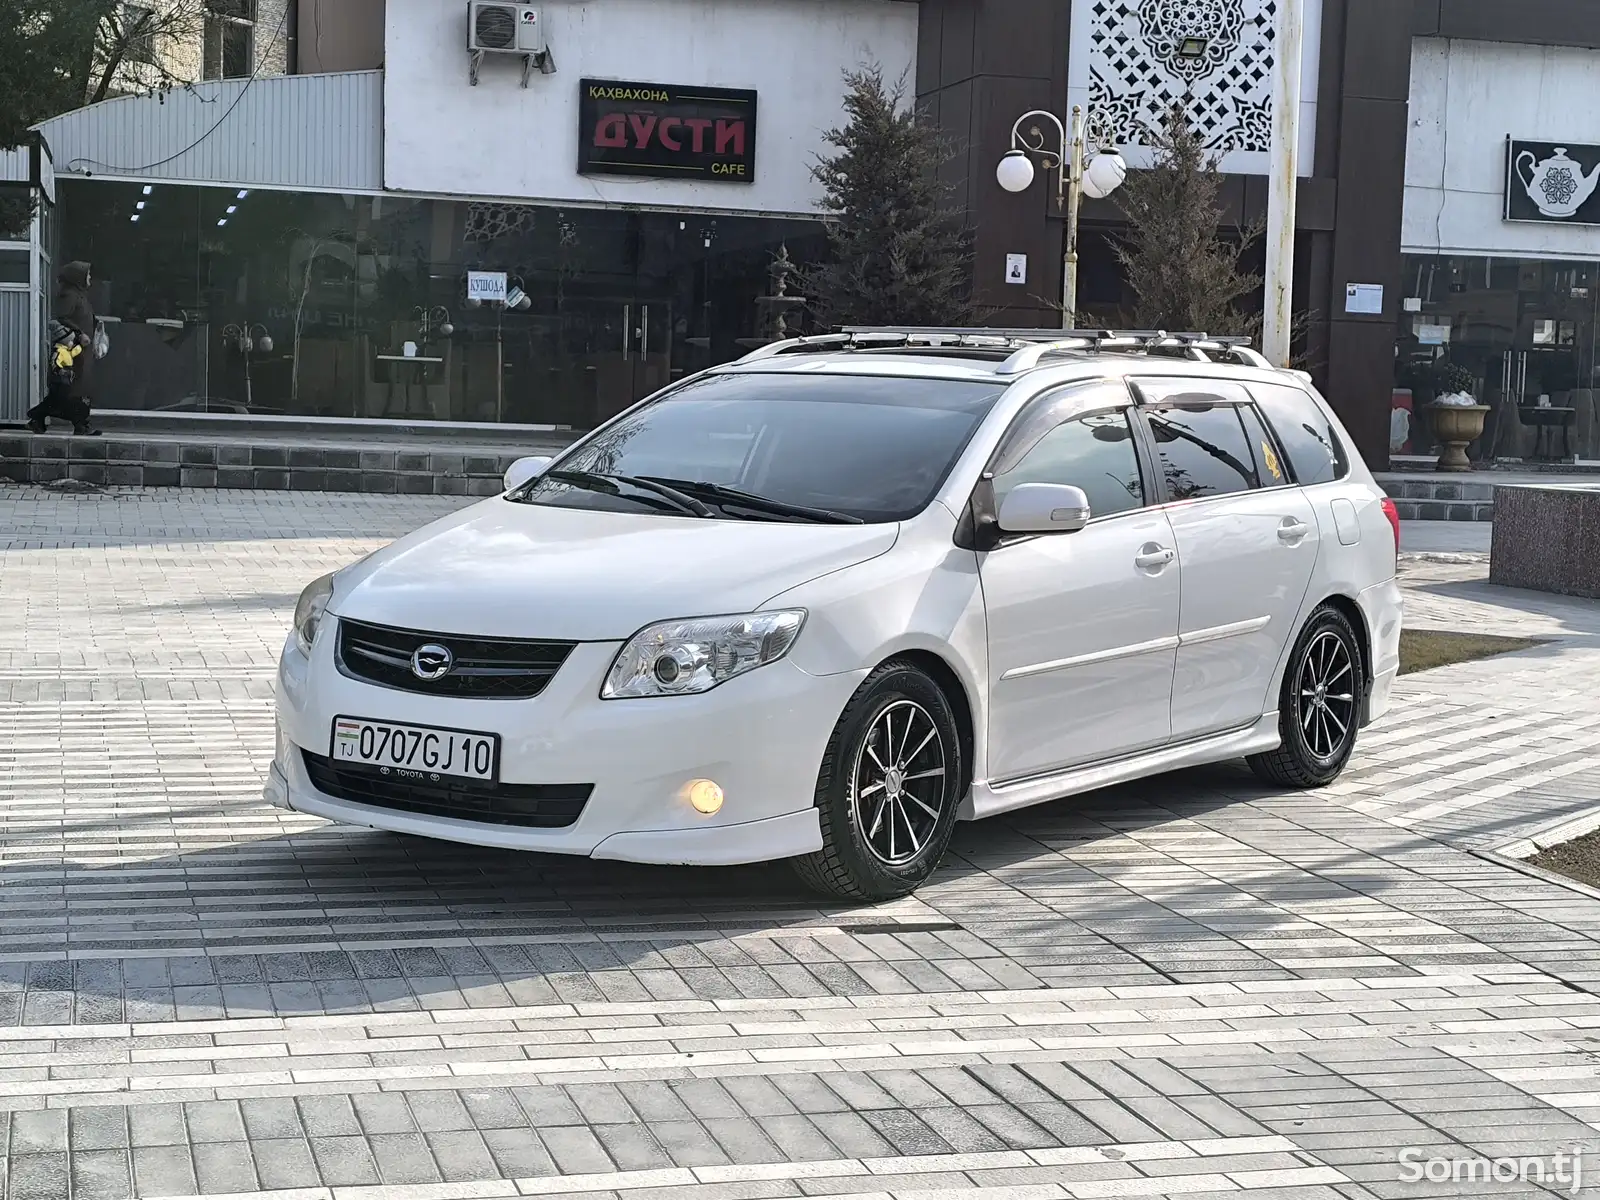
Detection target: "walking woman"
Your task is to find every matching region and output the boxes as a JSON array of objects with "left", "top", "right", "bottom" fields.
[{"left": 27, "top": 261, "right": 101, "bottom": 436}]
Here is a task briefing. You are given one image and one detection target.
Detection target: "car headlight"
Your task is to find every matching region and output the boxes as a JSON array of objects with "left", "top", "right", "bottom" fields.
[
  {"left": 292, "top": 572, "right": 336, "bottom": 657},
  {"left": 602, "top": 610, "right": 806, "bottom": 699}
]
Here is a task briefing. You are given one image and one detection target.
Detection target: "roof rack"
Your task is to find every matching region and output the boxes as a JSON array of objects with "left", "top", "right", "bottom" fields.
[{"left": 736, "top": 326, "right": 1273, "bottom": 375}]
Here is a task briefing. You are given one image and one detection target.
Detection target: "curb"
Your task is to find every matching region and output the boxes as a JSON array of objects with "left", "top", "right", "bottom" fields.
[
  {"left": 1494, "top": 804, "right": 1600, "bottom": 861},
  {"left": 1397, "top": 551, "right": 1489, "bottom": 564},
  {"left": 1467, "top": 803, "right": 1600, "bottom": 909}
]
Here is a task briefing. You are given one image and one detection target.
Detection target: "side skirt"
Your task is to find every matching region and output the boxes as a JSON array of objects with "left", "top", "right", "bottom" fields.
[{"left": 964, "top": 714, "right": 1282, "bottom": 821}]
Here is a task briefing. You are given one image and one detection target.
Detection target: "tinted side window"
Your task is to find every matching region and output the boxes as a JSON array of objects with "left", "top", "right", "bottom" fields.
[
  {"left": 992, "top": 410, "right": 1144, "bottom": 519},
  {"left": 1250, "top": 381, "right": 1349, "bottom": 484},
  {"left": 1143, "top": 403, "right": 1260, "bottom": 501},
  {"left": 1238, "top": 404, "right": 1291, "bottom": 488}
]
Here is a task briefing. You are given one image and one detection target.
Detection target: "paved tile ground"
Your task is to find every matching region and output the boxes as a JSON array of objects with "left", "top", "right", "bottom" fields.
[{"left": 3, "top": 485, "right": 1600, "bottom": 1200}]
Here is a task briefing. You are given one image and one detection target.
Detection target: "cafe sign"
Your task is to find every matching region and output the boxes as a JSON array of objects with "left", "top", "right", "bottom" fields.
[
  {"left": 578, "top": 79, "right": 757, "bottom": 183},
  {"left": 1505, "top": 138, "right": 1600, "bottom": 225}
]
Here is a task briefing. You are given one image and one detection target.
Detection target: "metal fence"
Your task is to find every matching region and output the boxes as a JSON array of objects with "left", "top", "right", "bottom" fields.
[{"left": 0, "top": 288, "right": 33, "bottom": 423}]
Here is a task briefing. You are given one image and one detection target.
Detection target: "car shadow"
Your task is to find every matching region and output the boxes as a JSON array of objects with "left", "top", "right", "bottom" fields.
[{"left": 12, "top": 755, "right": 1590, "bottom": 1026}]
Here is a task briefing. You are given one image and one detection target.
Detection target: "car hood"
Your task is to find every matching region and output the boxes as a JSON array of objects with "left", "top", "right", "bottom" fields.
[{"left": 329, "top": 498, "right": 900, "bottom": 641}]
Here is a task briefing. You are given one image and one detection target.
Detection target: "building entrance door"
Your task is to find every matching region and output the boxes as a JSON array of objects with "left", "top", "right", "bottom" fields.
[
  {"left": 605, "top": 299, "right": 672, "bottom": 420},
  {"left": 490, "top": 207, "right": 680, "bottom": 427},
  {"left": 530, "top": 295, "right": 672, "bottom": 426}
]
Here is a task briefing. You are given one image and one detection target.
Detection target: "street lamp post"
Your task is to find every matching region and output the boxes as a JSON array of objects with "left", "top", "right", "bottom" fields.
[
  {"left": 413, "top": 306, "right": 455, "bottom": 346},
  {"left": 996, "top": 105, "right": 1127, "bottom": 330},
  {"left": 222, "top": 322, "right": 273, "bottom": 412}
]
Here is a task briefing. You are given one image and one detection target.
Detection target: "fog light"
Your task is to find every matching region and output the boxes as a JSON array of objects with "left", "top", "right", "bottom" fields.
[{"left": 684, "top": 779, "right": 724, "bottom": 815}]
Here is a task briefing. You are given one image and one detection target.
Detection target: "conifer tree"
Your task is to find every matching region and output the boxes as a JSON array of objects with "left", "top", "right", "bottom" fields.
[
  {"left": 1113, "top": 106, "right": 1264, "bottom": 338},
  {"left": 804, "top": 67, "right": 973, "bottom": 328}
]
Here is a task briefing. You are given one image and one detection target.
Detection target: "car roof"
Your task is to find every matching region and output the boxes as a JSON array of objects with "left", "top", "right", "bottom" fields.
[{"left": 711, "top": 327, "right": 1314, "bottom": 391}]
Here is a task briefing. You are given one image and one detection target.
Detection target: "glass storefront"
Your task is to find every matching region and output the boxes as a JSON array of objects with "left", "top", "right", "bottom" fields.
[
  {"left": 1394, "top": 254, "right": 1600, "bottom": 463},
  {"left": 58, "top": 180, "right": 826, "bottom": 425}
]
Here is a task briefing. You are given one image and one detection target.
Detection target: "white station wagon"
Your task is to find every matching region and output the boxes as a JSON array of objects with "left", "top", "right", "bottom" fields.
[{"left": 266, "top": 328, "right": 1403, "bottom": 900}]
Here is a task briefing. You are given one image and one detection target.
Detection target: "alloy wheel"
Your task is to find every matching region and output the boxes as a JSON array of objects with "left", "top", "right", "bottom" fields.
[
  {"left": 849, "top": 699, "right": 948, "bottom": 866},
  {"left": 1298, "top": 629, "right": 1357, "bottom": 761}
]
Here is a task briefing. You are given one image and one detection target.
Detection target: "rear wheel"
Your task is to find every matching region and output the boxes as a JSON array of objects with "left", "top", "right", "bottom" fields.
[
  {"left": 1248, "top": 605, "right": 1364, "bottom": 789},
  {"left": 792, "top": 661, "right": 963, "bottom": 901}
]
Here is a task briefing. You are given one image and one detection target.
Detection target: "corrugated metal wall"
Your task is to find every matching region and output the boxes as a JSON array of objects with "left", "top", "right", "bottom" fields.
[
  {"left": 0, "top": 291, "right": 32, "bottom": 423},
  {"left": 33, "top": 70, "right": 382, "bottom": 193},
  {"left": 0, "top": 147, "right": 28, "bottom": 184}
]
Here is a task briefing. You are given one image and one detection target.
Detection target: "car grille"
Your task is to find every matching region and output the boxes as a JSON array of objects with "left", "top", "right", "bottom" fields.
[
  {"left": 336, "top": 618, "right": 575, "bottom": 699},
  {"left": 302, "top": 751, "right": 592, "bottom": 829}
]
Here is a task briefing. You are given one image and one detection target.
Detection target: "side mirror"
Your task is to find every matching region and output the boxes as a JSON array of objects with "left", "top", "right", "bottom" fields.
[
  {"left": 503, "top": 455, "right": 552, "bottom": 491},
  {"left": 996, "top": 483, "right": 1091, "bottom": 534}
]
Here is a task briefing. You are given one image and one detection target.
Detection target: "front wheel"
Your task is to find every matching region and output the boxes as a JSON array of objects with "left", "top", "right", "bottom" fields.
[
  {"left": 792, "top": 661, "right": 963, "bottom": 901},
  {"left": 1248, "top": 605, "right": 1365, "bottom": 789}
]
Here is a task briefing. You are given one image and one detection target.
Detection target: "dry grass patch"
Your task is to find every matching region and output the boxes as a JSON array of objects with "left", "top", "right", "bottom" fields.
[
  {"left": 1529, "top": 831, "right": 1600, "bottom": 890},
  {"left": 1399, "top": 629, "right": 1543, "bottom": 675}
]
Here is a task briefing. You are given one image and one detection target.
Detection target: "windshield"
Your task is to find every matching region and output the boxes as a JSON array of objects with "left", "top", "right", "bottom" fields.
[{"left": 512, "top": 371, "right": 1006, "bottom": 523}]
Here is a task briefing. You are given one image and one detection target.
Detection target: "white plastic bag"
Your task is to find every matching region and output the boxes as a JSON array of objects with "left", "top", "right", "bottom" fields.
[
  {"left": 1389, "top": 406, "right": 1411, "bottom": 452},
  {"left": 91, "top": 321, "right": 109, "bottom": 360}
]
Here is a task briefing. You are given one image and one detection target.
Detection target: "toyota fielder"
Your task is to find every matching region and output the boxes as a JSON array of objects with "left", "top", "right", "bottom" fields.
[{"left": 266, "top": 328, "right": 1403, "bottom": 900}]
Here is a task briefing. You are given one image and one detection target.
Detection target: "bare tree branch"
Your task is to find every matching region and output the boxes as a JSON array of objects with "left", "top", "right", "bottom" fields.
[{"left": 90, "top": 0, "right": 211, "bottom": 103}]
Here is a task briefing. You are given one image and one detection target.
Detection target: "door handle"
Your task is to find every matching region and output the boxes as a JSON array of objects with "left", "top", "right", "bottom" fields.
[
  {"left": 1277, "top": 517, "right": 1310, "bottom": 544},
  {"left": 1134, "top": 545, "right": 1175, "bottom": 570}
]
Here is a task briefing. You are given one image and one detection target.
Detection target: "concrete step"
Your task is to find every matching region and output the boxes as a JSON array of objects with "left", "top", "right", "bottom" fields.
[
  {"left": 1375, "top": 469, "right": 1600, "bottom": 521},
  {"left": 0, "top": 428, "right": 575, "bottom": 494},
  {"left": 1389, "top": 497, "right": 1496, "bottom": 522},
  {"left": 91, "top": 408, "right": 564, "bottom": 444}
]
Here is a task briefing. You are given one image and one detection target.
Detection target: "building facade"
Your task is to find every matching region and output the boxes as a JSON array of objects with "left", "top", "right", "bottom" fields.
[
  {"left": 5, "top": 0, "right": 1600, "bottom": 470},
  {"left": 1397, "top": 14, "right": 1600, "bottom": 463},
  {"left": 9, "top": 0, "right": 911, "bottom": 431}
]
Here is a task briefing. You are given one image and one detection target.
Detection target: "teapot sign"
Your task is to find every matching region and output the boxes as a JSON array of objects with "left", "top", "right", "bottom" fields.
[{"left": 1505, "top": 139, "right": 1600, "bottom": 225}]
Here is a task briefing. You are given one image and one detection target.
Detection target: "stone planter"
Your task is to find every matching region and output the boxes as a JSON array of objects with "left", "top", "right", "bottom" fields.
[
  {"left": 1427, "top": 403, "right": 1491, "bottom": 472},
  {"left": 1491, "top": 484, "right": 1600, "bottom": 597}
]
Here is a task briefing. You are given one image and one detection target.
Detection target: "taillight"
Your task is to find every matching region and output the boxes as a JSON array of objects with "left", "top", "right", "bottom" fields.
[{"left": 1380, "top": 496, "right": 1401, "bottom": 553}]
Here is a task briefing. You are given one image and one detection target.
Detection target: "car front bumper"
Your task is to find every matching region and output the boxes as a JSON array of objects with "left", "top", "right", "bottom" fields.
[{"left": 266, "top": 629, "right": 866, "bottom": 865}]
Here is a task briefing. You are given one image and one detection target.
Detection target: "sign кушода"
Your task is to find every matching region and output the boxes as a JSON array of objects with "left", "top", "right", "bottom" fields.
[{"left": 578, "top": 79, "right": 757, "bottom": 183}]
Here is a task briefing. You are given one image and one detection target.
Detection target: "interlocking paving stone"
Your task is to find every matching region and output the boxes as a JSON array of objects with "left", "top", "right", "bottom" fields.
[
  {"left": 9, "top": 1152, "right": 70, "bottom": 1200},
  {"left": 6, "top": 490, "right": 1600, "bottom": 1198}
]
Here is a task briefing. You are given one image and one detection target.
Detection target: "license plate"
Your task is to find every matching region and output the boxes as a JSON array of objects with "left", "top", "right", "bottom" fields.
[{"left": 331, "top": 717, "right": 498, "bottom": 782}]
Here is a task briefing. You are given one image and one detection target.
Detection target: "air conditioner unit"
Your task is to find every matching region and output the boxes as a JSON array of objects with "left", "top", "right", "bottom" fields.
[
  {"left": 467, "top": 0, "right": 553, "bottom": 85},
  {"left": 468, "top": 1, "right": 544, "bottom": 54}
]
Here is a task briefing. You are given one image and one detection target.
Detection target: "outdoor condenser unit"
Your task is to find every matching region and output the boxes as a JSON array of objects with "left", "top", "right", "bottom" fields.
[{"left": 467, "top": 1, "right": 554, "bottom": 85}]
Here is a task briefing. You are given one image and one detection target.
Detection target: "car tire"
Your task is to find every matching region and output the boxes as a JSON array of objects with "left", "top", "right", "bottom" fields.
[
  {"left": 792, "top": 660, "right": 964, "bottom": 901},
  {"left": 1248, "top": 604, "right": 1366, "bottom": 789}
]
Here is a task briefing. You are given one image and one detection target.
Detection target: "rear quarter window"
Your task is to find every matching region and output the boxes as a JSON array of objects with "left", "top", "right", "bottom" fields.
[
  {"left": 1249, "top": 381, "right": 1350, "bottom": 485},
  {"left": 1237, "top": 403, "right": 1291, "bottom": 488}
]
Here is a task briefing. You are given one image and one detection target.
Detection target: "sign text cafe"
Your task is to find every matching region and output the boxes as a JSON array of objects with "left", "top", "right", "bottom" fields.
[{"left": 578, "top": 79, "right": 758, "bottom": 182}]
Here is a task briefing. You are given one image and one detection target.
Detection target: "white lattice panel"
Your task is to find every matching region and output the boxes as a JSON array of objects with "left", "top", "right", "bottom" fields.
[{"left": 1067, "top": 0, "right": 1320, "bottom": 176}]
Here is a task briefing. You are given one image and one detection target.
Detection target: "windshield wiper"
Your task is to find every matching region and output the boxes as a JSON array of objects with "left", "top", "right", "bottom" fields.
[
  {"left": 640, "top": 477, "right": 865, "bottom": 524},
  {"left": 543, "top": 470, "right": 714, "bottom": 517}
]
